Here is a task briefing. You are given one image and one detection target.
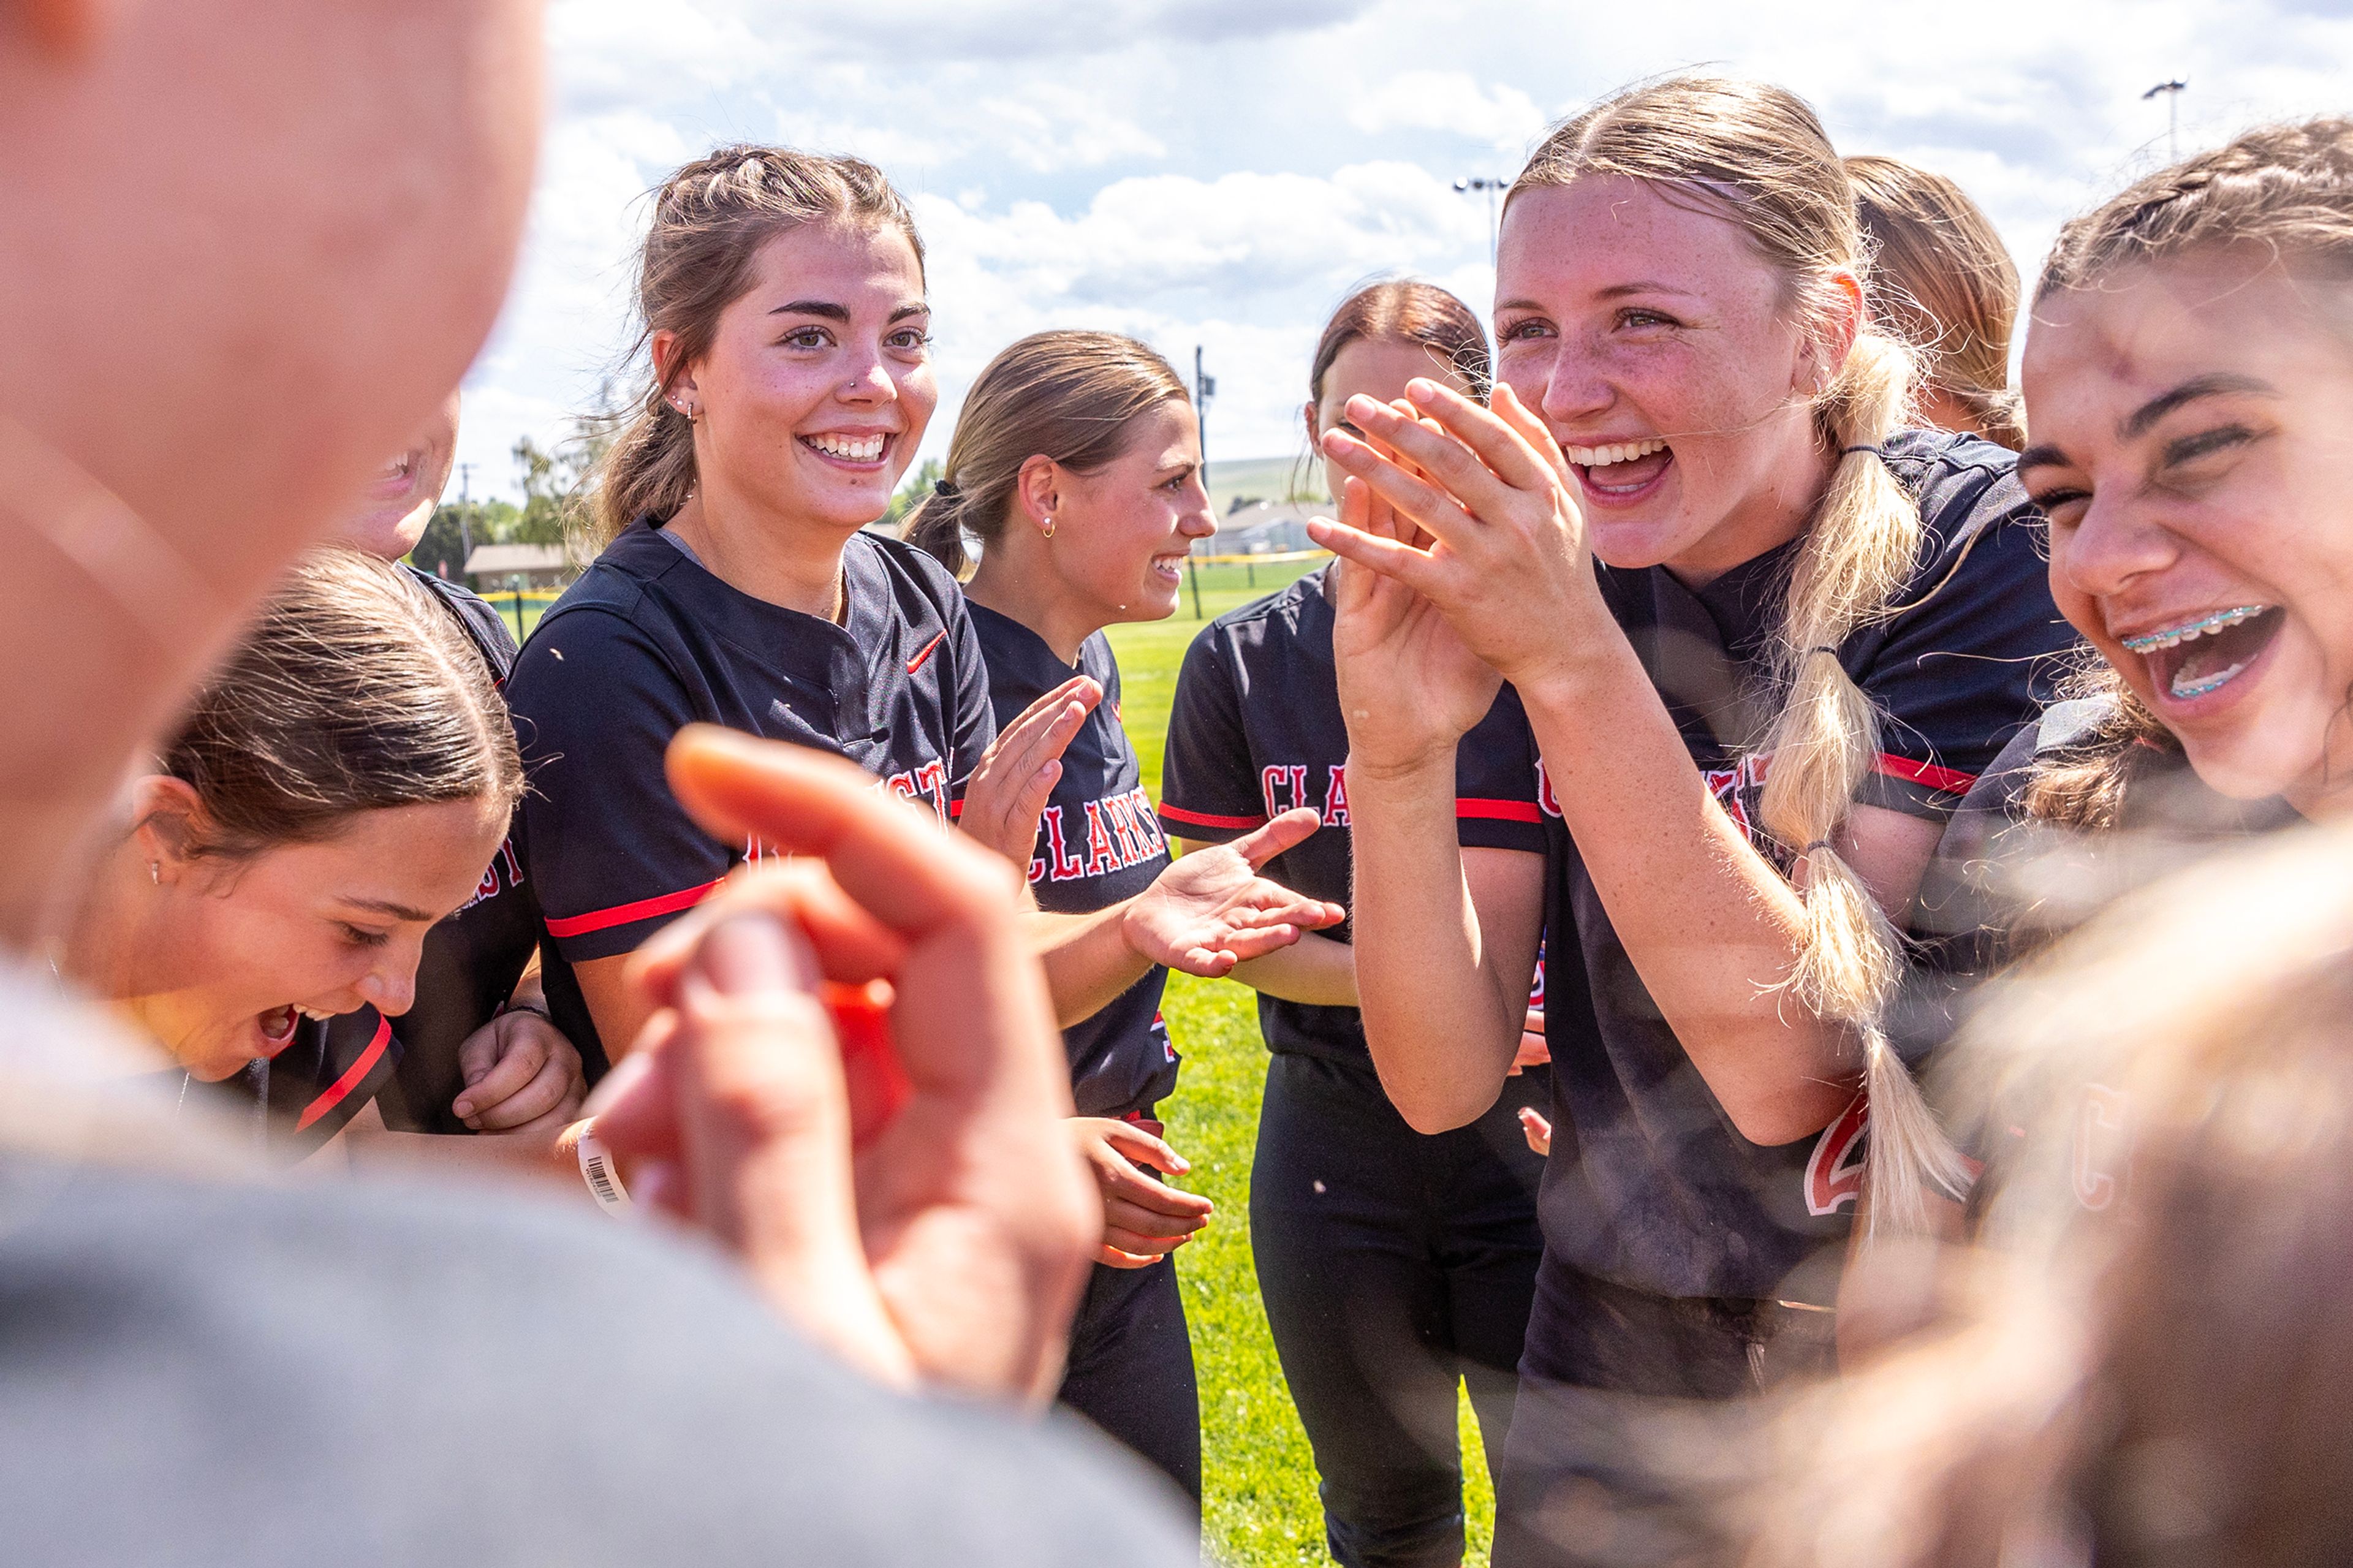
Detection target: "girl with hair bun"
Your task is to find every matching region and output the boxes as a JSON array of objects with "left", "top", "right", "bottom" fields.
[
  {"left": 509, "top": 147, "right": 1333, "bottom": 1073},
  {"left": 907, "top": 327, "right": 1340, "bottom": 1510},
  {"left": 1305, "top": 76, "right": 2077, "bottom": 1564},
  {"left": 1159, "top": 279, "right": 1552, "bottom": 1568},
  {"left": 58, "top": 550, "right": 528, "bottom": 1157},
  {"left": 1844, "top": 154, "right": 2026, "bottom": 451}
]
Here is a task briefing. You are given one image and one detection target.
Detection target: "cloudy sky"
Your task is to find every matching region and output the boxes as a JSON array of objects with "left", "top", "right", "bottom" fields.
[{"left": 453, "top": 0, "right": 2353, "bottom": 502}]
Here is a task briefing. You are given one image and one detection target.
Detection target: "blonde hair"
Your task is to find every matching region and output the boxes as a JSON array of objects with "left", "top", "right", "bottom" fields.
[
  {"left": 1845, "top": 154, "right": 2025, "bottom": 450},
  {"left": 902, "top": 330, "right": 1188, "bottom": 577},
  {"left": 2026, "top": 118, "right": 2353, "bottom": 829},
  {"left": 1514, "top": 76, "right": 1963, "bottom": 1229},
  {"left": 587, "top": 145, "right": 924, "bottom": 551}
]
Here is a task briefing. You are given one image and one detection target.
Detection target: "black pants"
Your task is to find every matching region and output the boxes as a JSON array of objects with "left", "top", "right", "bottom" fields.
[
  {"left": 1056, "top": 1252, "right": 1202, "bottom": 1510},
  {"left": 1490, "top": 1260, "right": 1838, "bottom": 1568},
  {"left": 1251, "top": 1051, "right": 1548, "bottom": 1568}
]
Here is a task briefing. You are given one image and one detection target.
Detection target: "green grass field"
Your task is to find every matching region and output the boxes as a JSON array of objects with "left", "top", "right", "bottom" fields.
[{"left": 1103, "top": 558, "right": 1502, "bottom": 1568}]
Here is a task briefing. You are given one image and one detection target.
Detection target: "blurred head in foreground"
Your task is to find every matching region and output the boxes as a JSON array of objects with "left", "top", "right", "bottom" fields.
[
  {"left": 1718, "top": 820, "right": 2353, "bottom": 1568},
  {"left": 0, "top": 0, "right": 542, "bottom": 945}
]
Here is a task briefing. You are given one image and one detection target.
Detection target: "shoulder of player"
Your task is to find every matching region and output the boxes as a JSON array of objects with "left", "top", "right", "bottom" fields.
[
  {"left": 1881, "top": 428, "right": 2037, "bottom": 553},
  {"left": 1200, "top": 573, "right": 1322, "bottom": 661},
  {"left": 854, "top": 528, "right": 963, "bottom": 626}
]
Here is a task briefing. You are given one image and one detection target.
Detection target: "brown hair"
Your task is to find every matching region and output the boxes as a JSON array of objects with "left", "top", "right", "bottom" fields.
[
  {"left": 1310, "top": 278, "right": 1493, "bottom": 411},
  {"left": 586, "top": 145, "right": 925, "bottom": 550},
  {"left": 1514, "top": 75, "right": 1961, "bottom": 1227},
  {"left": 1845, "top": 154, "right": 2025, "bottom": 450},
  {"left": 903, "top": 330, "right": 1189, "bottom": 577},
  {"left": 2025, "top": 119, "right": 2353, "bottom": 828},
  {"left": 157, "top": 548, "right": 521, "bottom": 857}
]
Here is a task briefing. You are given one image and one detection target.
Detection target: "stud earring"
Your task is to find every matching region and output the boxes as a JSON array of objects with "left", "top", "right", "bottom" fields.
[
  {"left": 148, "top": 862, "right": 159, "bottom": 886},
  {"left": 1041, "top": 514, "right": 1056, "bottom": 539}
]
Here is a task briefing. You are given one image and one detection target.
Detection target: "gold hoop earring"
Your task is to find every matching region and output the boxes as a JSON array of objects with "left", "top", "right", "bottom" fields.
[{"left": 1042, "top": 515, "right": 1056, "bottom": 539}]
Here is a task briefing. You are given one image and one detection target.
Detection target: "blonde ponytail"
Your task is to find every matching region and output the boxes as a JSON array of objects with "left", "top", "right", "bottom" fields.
[
  {"left": 1517, "top": 75, "right": 1971, "bottom": 1232},
  {"left": 1760, "top": 329, "right": 1972, "bottom": 1230}
]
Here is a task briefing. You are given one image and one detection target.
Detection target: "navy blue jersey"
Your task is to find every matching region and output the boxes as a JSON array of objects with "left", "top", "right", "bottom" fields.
[
  {"left": 366, "top": 566, "right": 542, "bottom": 1132},
  {"left": 187, "top": 1010, "right": 400, "bottom": 1161},
  {"left": 508, "top": 521, "right": 996, "bottom": 1069},
  {"left": 967, "top": 603, "right": 1176, "bottom": 1119},
  {"left": 1510, "top": 429, "right": 2080, "bottom": 1305},
  {"left": 1158, "top": 566, "right": 1550, "bottom": 1067}
]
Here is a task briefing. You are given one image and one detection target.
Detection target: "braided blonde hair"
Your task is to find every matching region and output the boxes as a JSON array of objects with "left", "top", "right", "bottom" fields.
[{"left": 1514, "top": 76, "right": 1965, "bottom": 1228}]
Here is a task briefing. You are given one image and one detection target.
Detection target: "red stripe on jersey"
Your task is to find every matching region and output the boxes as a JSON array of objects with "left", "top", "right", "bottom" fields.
[
  {"left": 904, "top": 631, "right": 947, "bottom": 675},
  {"left": 295, "top": 1015, "right": 392, "bottom": 1133},
  {"left": 1873, "top": 752, "right": 1976, "bottom": 796},
  {"left": 948, "top": 798, "right": 965, "bottom": 819},
  {"left": 1158, "top": 803, "right": 1268, "bottom": 830},
  {"left": 1455, "top": 797, "right": 1542, "bottom": 823},
  {"left": 544, "top": 878, "right": 724, "bottom": 939}
]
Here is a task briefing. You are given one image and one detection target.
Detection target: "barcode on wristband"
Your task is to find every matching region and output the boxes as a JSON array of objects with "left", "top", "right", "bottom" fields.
[{"left": 575, "top": 1128, "right": 632, "bottom": 1217}]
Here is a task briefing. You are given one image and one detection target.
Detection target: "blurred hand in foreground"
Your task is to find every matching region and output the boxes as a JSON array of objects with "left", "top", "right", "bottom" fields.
[{"left": 589, "top": 727, "right": 1097, "bottom": 1404}]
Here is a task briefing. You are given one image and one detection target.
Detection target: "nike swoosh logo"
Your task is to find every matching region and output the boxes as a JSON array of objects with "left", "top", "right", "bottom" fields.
[{"left": 905, "top": 631, "right": 947, "bottom": 675}]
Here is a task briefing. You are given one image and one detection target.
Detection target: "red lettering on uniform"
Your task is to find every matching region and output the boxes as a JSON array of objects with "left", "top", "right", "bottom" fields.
[
  {"left": 1042, "top": 805, "right": 1084, "bottom": 881},
  {"left": 1323, "top": 765, "right": 1351, "bottom": 827},
  {"left": 1804, "top": 1093, "right": 1870, "bottom": 1216},
  {"left": 917, "top": 759, "right": 949, "bottom": 819},
  {"left": 498, "top": 839, "right": 524, "bottom": 886},
  {"left": 1101, "top": 792, "right": 1145, "bottom": 868},
  {"left": 1131, "top": 788, "right": 1167, "bottom": 855},
  {"left": 1536, "top": 759, "right": 1563, "bottom": 819},
  {"left": 1081, "top": 800, "right": 1118, "bottom": 876},
  {"left": 1260, "top": 763, "right": 1311, "bottom": 816}
]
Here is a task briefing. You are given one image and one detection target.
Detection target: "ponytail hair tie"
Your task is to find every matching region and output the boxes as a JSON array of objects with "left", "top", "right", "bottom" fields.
[
  {"left": 1840, "top": 444, "right": 1885, "bottom": 460},
  {"left": 1801, "top": 839, "right": 1835, "bottom": 856},
  {"left": 933, "top": 479, "right": 961, "bottom": 500},
  {"left": 1803, "top": 645, "right": 1842, "bottom": 660}
]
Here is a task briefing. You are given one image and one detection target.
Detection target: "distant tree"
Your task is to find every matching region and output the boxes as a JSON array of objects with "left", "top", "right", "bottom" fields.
[
  {"left": 513, "top": 431, "right": 607, "bottom": 549},
  {"left": 879, "top": 457, "right": 944, "bottom": 534},
  {"left": 408, "top": 498, "right": 520, "bottom": 580}
]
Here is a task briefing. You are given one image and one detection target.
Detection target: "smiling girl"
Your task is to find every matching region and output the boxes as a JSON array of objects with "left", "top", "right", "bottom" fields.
[
  {"left": 1912, "top": 119, "right": 2353, "bottom": 1094},
  {"left": 1300, "top": 78, "right": 2078, "bottom": 1564},
  {"left": 59, "top": 550, "right": 523, "bottom": 1154},
  {"left": 906, "top": 328, "right": 1343, "bottom": 1507},
  {"left": 513, "top": 148, "right": 1333, "bottom": 1072}
]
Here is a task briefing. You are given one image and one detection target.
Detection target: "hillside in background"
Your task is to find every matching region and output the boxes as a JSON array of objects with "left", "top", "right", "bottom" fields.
[{"left": 1204, "top": 452, "right": 1323, "bottom": 515}]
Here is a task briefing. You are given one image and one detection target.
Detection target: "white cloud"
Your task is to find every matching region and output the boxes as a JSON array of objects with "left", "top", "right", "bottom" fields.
[
  {"left": 450, "top": 0, "right": 2353, "bottom": 501},
  {"left": 1347, "top": 70, "right": 1550, "bottom": 152}
]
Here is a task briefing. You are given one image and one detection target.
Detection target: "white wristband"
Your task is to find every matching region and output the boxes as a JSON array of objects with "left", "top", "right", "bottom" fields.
[{"left": 575, "top": 1125, "right": 632, "bottom": 1216}]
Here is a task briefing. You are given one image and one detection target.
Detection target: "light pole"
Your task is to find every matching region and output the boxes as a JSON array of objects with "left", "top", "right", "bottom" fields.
[
  {"left": 455, "top": 460, "right": 477, "bottom": 584},
  {"left": 2143, "top": 78, "right": 2188, "bottom": 162},
  {"left": 1454, "top": 176, "right": 1506, "bottom": 268},
  {"left": 1191, "top": 345, "right": 1215, "bottom": 619}
]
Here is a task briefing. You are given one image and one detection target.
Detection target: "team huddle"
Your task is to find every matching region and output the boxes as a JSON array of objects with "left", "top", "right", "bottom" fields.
[{"left": 21, "top": 18, "right": 2353, "bottom": 1566}]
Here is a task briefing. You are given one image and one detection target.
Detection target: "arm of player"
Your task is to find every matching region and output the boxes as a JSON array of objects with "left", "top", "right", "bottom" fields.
[{"left": 1029, "top": 808, "right": 1344, "bottom": 1027}]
